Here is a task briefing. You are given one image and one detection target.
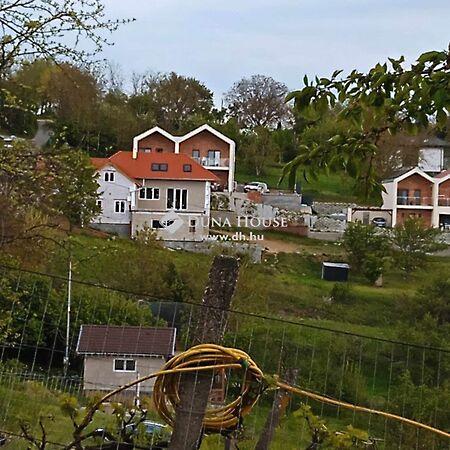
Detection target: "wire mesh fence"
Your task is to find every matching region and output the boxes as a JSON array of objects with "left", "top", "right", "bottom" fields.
[{"left": 0, "top": 264, "right": 448, "bottom": 449}]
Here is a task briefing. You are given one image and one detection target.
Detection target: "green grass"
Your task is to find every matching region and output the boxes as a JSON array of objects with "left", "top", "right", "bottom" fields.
[{"left": 235, "top": 163, "right": 362, "bottom": 202}]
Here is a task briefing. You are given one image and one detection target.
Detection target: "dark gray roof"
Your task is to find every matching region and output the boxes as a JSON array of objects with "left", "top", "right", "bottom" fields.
[
  {"left": 382, "top": 167, "right": 415, "bottom": 182},
  {"left": 422, "top": 136, "right": 450, "bottom": 148},
  {"left": 76, "top": 325, "right": 176, "bottom": 356}
]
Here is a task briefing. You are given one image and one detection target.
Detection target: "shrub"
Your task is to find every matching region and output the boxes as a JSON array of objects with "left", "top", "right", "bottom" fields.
[{"left": 329, "top": 283, "right": 355, "bottom": 304}]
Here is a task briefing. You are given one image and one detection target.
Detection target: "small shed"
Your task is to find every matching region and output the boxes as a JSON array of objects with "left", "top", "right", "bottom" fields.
[
  {"left": 76, "top": 324, "right": 176, "bottom": 396},
  {"left": 322, "top": 262, "right": 350, "bottom": 282}
]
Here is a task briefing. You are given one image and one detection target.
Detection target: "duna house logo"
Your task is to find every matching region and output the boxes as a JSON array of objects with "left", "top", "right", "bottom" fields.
[{"left": 159, "top": 210, "right": 184, "bottom": 234}]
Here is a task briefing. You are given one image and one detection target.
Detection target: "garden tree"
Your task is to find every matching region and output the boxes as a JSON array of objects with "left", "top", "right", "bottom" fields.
[
  {"left": 225, "top": 74, "right": 292, "bottom": 129},
  {"left": 129, "top": 71, "right": 216, "bottom": 134},
  {"left": 0, "top": 140, "right": 99, "bottom": 255},
  {"left": 241, "top": 126, "right": 277, "bottom": 176},
  {"left": 391, "top": 217, "right": 445, "bottom": 274},
  {"left": 0, "top": 0, "right": 131, "bottom": 76},
  {"left": 0, "top": 0, "right": 131, "bottom": 135},
  {"left": 271, "top": 127, "right": 298, "bottom": 163},
  {"left": 282, "top": 47, "right": 450, "bottom": 196},
  {"left": 342, "top": 222, "right": 390, "bottom": 284}
]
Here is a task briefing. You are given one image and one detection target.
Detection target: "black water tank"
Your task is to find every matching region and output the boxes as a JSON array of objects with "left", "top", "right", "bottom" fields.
[{"left": 322, "top": 262, "right": 350, "bottom": 282}]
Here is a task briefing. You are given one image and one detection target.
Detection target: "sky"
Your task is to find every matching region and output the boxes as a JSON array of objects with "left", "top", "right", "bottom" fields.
[{"left": 100, "top": 0, "right": 450, "bottom": 104}]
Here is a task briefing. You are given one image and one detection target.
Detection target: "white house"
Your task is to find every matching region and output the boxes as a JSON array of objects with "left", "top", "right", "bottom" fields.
[{"left": 91, "top": 151, "right": 219, "bottom": 240}]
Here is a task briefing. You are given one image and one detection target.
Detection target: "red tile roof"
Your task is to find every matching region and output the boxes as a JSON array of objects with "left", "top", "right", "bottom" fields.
[
  {"left": 91, "top": 151, "right": 219, "bottom": 182},
  {"left": 77, "top": 325, "right": 176, "bottom": 356}
]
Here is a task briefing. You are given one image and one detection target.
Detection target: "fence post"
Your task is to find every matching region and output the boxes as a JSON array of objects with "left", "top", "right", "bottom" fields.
[{"left": 168, "top": 255, "right": 240, "bottom": 450}]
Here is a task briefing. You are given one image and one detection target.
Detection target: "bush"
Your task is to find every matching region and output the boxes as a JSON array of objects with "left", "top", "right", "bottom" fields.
[
  {"left": 342, "top": 222, "right": 390, "bottom": 283},
  {"left": 391, "top": 217, "right": 446, "bottom": 274},
  {"left": 329, "top": 283, "right": 355, "bottom": 304}
]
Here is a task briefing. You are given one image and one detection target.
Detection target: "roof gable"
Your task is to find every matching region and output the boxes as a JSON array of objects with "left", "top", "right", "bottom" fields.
[
  {"left": 76, "top": 325, "right": 176, "bottom": 356},
  {"left": 178, "top": 124, "right": 235, "bottom": 146},
  {"left": 383, "top": 167, "right": 436, "bottom": 184}
]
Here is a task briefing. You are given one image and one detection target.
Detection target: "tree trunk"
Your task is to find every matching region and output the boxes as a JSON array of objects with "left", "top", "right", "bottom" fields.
[
  {"left": 254, "top": 369, "right": 298, "bottom": 450},
  {"left": 168, "top": 255, "right": 240, "bottom": 450}
]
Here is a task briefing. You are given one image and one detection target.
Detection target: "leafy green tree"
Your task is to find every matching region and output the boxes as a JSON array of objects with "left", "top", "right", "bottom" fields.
[
  {"left": 129, "top": 71, "right": 215, "bottom": 134},
  {"left": 342, "top": 222, "right": 390, "bottom": 283},
  {"left": 283, "top": 48, "right": 450, "bottom": 196},
  {"left": 0, "top": 140, "right": 99, "bottom": 255},
  {"left": 0, "top": 0, "right": 131, "bottom": 135},
  {"left": 241, "top": 126, "right": 277, "bottom": 176},
  {"left": 391, "top": 217, "right": 445, "bottom": 274}
]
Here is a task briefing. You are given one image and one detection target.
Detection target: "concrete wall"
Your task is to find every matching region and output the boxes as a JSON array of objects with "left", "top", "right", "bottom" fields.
[
  {"left": 133, "top": 179, "right": 210, "bottom": 241},
  {"left": 163, "top": 240, "right": 263, "bottom": 263},
  {"left": 93, "top": 164, "right": 134, "bottom": 225},
  {"left": 89, "top": 222, "right": 131, "bottom": 236},
  {"left": 132, "top": 211, "right": 210, "bottom": 241},
  {"left": 83, "top": 355, "right": 167, "bottom": 393},
  {"left": 136, "top": 179, "right": 208, "bottom": 212}
]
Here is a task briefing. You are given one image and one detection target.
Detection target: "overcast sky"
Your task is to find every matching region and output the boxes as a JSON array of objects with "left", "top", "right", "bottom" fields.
[{"left": 100, "top": 0, "right": 449, "bottom": 103}]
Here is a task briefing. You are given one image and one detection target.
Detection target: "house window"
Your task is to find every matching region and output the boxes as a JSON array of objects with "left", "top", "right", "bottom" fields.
[
  {"left": 139, "top": 187, "right": 160, "bottom": 200},
  {"left": 104, "top": 171, "right": 115, "bottom": 182},
  {"left": 189, "top": 218, "right": 196, "bottom": 232},
  {"left": 151, "top": 219, "right": 164, "bottom": 229},
  {"left": 183, "top": 164, "right": 192, "bottom": 172},
  {"left": 151, "top": 163, "right": 168, "bottom": 172},
  {"left": 207, "top": 150, "right": 221, "bottom": 166},
  {"left": 156, "top": 147, "right": 163, "bottom": 153},
  {"left": 192, "top": 149, "right": 200, "bottom": 160},
  {"left": 114, "top": 200, "right": 126, "bottom": 213},
  {"left": 113, "top": 359, "right": 136, "bottom": 372},
  {"left": 96, "top": 199, "right": 102, "bottom": 209},
  {"left": 167, "top": 188, "right": 188, "bottom": 210},
  {"left": 397, "top": 189, "right": 408, "bottom": 205},
  {"left": 413, "top": 189, "right": 421, "bottom": 205},
  {"left": 143, "top": 147, "right": 152, "bottom": 153}
]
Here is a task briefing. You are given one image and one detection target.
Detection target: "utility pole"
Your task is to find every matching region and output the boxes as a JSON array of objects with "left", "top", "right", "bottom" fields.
[
  {"left": 168, "top": 255, "right": 240, "bottom": 450},
  {"left": 63, "top": 257, "right": 72, "bottom": 377}
]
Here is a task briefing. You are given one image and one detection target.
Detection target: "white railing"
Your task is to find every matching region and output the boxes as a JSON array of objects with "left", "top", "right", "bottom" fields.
[
  {"left": 396, "top": 196, "right": 433, "bottom": 206},
  {"left": 193, "top": 157, "right": 230, "bottom": 167}
]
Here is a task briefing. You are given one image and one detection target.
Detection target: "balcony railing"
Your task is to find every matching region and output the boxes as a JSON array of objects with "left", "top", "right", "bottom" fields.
[
  {"left": 396, "top": 196, "right": 433, "bottom": 206},
  {"left": 193, "top": 157, "right": 230, "bottom": 167},
  {"left": 438, "top": 197, "right": 450, "bottom": 207}
]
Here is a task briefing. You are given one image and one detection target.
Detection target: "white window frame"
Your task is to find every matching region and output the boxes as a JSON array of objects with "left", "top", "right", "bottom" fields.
[
  {"left": 114, "top": 200, "right": 126, "bottom": 213},
  {"left": 113, "top": 358, "right": 136, "bottom": 372},
  {"left": 96, "top": 199, "right": 103, "bottom": 209},
  {"left": 104, "top": 171, "right": 115, "bottom": 182},
  {"left": 167, "top": 188, "right": 188, "bottom": 210},
  {"left": 139, "top": 187, "right": 160, "bottom": 200}
]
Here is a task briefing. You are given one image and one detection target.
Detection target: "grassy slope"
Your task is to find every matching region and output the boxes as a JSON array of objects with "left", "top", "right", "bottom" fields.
[
  {"left": 235, "top": 163, "right": 361, "bottom": 203},
  {"left": 51, "top": 232, "right": 450, "bottom": 338}
]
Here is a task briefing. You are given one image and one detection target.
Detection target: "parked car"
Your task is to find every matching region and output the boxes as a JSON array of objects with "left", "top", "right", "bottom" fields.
[
  {"left": 243, "top": 181, "right": 269, "bottom": 193},
  {"left": 372, "top": 217, "right": 387, "bottom": 228}
]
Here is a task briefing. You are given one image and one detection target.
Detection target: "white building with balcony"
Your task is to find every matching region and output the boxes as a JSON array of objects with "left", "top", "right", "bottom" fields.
[
  {"left": 132, "top": 124, "right": 236, "bottom": 193},
  {"left": 381, "top": 167, "right": 450, "bottom": 229}
]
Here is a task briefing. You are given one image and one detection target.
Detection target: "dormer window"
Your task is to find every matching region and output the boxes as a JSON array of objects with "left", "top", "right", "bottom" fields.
[
  {"left": 151, "top": 163, "right": 168, "bottom": 172},
  {"left": 104, "top": 171, "right": 115, "bottom": 182},
  {"left": 183, "top": 164, "right": 192, "bottom": 172}
]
